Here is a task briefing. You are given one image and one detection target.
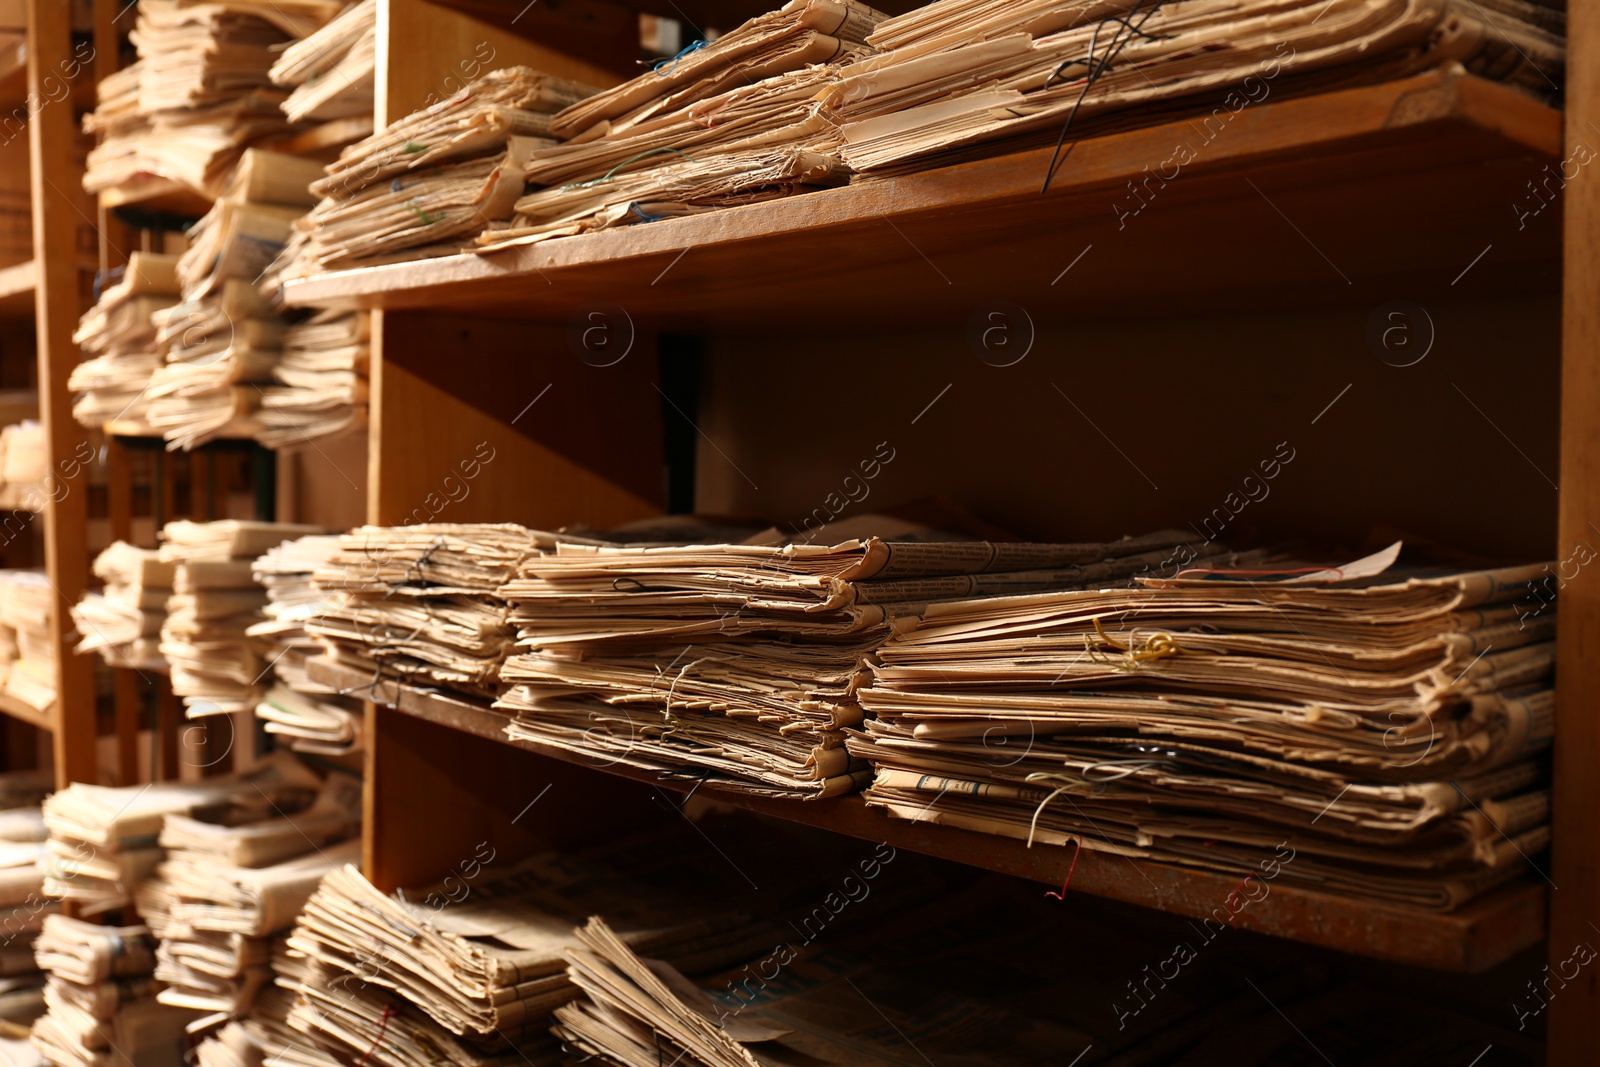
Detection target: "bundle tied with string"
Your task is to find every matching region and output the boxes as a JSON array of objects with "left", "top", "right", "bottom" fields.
[
  {"left": 851, "top": 547, "right": 1560, "bottom": 911},
  {"left": 294, "top": 66, "right": 602, "bottom": 270},
  {"left": 301, "top": 524, "right": 549, "bottom": 701},
  {"left": 494, "top": 525, "right": 1218, "bottom": 799},
  {"left": 816, "top": 0, "right": 1565, "bottom": 180},
  {"left": 474, "top": 0, "right": 889, "bottom": 251}
]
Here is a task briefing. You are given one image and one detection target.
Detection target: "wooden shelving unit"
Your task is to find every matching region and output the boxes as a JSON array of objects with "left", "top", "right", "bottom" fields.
[
  {"left": 22, "top": 0, "right": 1593, "bottom": 1060},
  {"left": 274, "top": 3, "right": 1597, "bottom": 1062}
]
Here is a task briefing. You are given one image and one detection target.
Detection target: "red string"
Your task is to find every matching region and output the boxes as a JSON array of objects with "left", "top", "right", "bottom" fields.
[
  {"left": 355, "top": 1004, "right": 396, "bottom": 1067},
  {"left": 1044, "top": 837, "right": 1084, "bottom": 901}
]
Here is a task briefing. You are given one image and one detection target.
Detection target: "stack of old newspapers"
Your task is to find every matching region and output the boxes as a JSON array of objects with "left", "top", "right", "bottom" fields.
[
  {"left": 496, "top": 525, "right": 1204, "bottom": 798},
  {"left": 851, "top": 544, "right": 1556, "bottom": 909}
]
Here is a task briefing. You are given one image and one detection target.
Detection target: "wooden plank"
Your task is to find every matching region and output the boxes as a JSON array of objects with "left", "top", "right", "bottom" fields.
[
  {"left": 29, "top": 0, "right": 97, "bottom": 786},
  {"left": 1548, "top": 0, "right": 1600, "bottom": 1055},
  {"left": 284, "top": 71, "right": 1562, "bottom": 326},
  {"left": 311, "top": 656, "right": 1547, "bottom": 973},
  {"left": 112, "top": 669, "right": 138, "bottom": 786}
]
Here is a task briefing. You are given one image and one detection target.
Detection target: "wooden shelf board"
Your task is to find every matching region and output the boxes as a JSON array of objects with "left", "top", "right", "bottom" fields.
[
  {"left": 310, "top": 655, "right": 1546, "bottom": 974},
  {"left": 100, "top": 178, "right": 213, "bottom": 220},
  {"left": 283, "top": 70, "right": 1562, "bottom": 327},
  {"left": 0, "top": 690, "right": 51, "bottom": 732},
  {"left": 0, "top": 259, "right": 34, "bottom": 319}
]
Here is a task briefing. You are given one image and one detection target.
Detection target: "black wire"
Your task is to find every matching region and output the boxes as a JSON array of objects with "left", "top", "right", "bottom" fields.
[{"left": 1041, "top": 0, "right": 1168, "bottom": 194}]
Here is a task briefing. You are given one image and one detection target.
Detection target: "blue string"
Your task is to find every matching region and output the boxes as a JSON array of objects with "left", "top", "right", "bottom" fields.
[
  {"left": 650, "top": 39, "right": 707, "bottom": 76},
  {"left": 628, "top": 202, "right": 666, "bottom": 223}
]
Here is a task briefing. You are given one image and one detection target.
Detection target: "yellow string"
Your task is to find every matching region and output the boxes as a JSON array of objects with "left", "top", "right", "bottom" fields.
[{"left": 1083, "top": 617, "right": 1185, "bottom": 670}]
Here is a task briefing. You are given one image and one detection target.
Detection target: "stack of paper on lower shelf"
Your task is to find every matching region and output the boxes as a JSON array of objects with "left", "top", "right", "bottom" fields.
[
  {"left": 298, "top": 66, "right": 599, "bottom": 269},
  {"left": 29, "top": 916, "right": 194, "bottom": 1067},
  {"left": 253, "top": 311, "right": 370, "bottom": 447},
  {"left": 495, "top": 527, "right": 1205, "bottom": 797},
  {"left": 40, "top": 753, "right": 324, "bottom": 911},
  {"left": 0, "top": 573, "right": 57, "bottom": 714},
  {"left": 142, "top": 772, "right": 360, "bottom": 1022},
  {"left": 72, "top": 543, "right": 176, "bottom": 672},
  {"left": 850, "top": 545, "right": 1555, "bottom": 909},
  {"left": 69, "top": 253, "right": 182, "bottom": 432},
  {"left": 476, "top": 1, "right": 887, "bottom": 251},
  {"left": 269, "top": 0, "right": 377, "bottom": 125},
  {"left": 305, "top": 524, "right": 546, "bottom": 700},
  {"left": 249, "top": 536, "right": 362, "bottom": 754},
  {"left": 160, "top": 521, "right": 323, "bottom": 719},
  {"left": 819, "top": 0, "right": 1566, "bottom": 179},
  {"left": 0, "top": 800, "right": 57, "bottom": 1032},
  {"left": 146, "top": 151, "right": 323, "bottom": 450},
  {"left": 281, "top": 829, "right": 819, "bottom": 1067}
]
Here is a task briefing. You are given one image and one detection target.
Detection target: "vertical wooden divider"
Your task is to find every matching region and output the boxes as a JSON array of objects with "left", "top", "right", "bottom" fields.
[
  {"left": 29, "top": 0, "right": 96, "bottom": 786},
  {"left": 362, "top": 0, "right": 645, "bottom": 888},
  {"left": 1549, "top": 0, "right": 1600, "bottom": 1059}
]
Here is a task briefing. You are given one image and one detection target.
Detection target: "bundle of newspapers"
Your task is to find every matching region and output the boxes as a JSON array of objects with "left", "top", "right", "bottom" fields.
[
  {"left": 281, "top": 827, "right": 840, "bottom": 1067},
  {"left": 40, "top": 753, "right": 325, "bottom": 911},
  {"left": 82, "top": 1, "right": 341, "bottom": 202},
  {"left": 71, "top": 543, "right": 176, "bottom": 672},
  {"left": 0, "top": 425, "right": 45, "bottom": 514},
  {"left": 139, "top": 770, "right": 360, "bottom": 1022},
  {"left": 850, "top": 544, "right": 1555, "bottom": 909},
  {"left": 248, "top": 535, "right": 363, "bottom": 754},
  {"left": 268, "top": 0, "right": 377, "bottom": 125},
  {"left": 253, "top": 311, "right": 370, "bottom": 447},
  {"left": 819, "top": 0, "right": 1566, "bottom": 179},
  {"left": 476, "top": 1, "right": 887, "bottom": 251},
  {"left": 69, "top": 253, "right": 182, "bottom": 432},
  {"left": 468, "top": 0, "right": 1563, "bottom": 250},
  {"left": 296, "top": 67, "right": 598, "bottom": 270},
  {"left": 0, "top": 573, "right": 57, "bottom": 714},
  {"left": 146, "top": 151, "right": 324, "bottom": 449},
  {"left": 496, "top": 525, "right": 1206, "bottom": 798},
  {"left": 305, "top": 524, "right": 547, "bottom": 700},
  {"left": 159, "top": 520, "right": 323, "bottom": 720},
  {"left": 29, "top": 916, "right": 193, "bottom": 1067}
]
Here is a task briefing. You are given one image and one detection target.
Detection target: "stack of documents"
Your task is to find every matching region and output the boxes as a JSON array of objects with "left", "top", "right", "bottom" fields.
[
  {"left": 69, "top": 253, "right": 182, "bottom": 432},
  {"left": 81, "top": 1, "right": 339, "bottom": 202},
  {"left": 0, "top": 425, "right": 45, "bottom": 513},
  {"left": 72, "top": 543, "right": 176, "bottom": 672},
  {"left": 305, "top": 524, "right": 546, "bottom": 700},
  {"left": 269, "top": 0, "right": 377, "bottom": 124},
  {"left": 818, "top": 0, "right": 1567, "bottom": 177},
  {"left": 282, "top": 831, "right": 810, "bottom": 1067},
  {"left": 851, "top": 546, "right": 1555, "bottom": 909},
  {"left": 298, "top": 67, "right": 598, "bottom": 269},
  {"left": 29, "top": 916, "right": 192, "bottom": 1067},
  {"left": 0, "top": 573, "right": 56, "bottom": 714},
  {"left": 253, "top": 312, "right": 369, "bottom": 447},
  {"left": 160, "top": 521, "right": 323, "bottom": 719},
  {"left": 146, "top": 151, "right": 322, "bottom": 450},
  {"left": 248, "top": 535, "right": 362, "bottom": 754},
  {"left": 40, "top": 753, "right": 325, "bottom": 911},
  {"left": 145, "top": 772, "right": 360, "bottom": 1021},
  {"left": 495, "top": 528, "right": 1202, "bottom": 797},
  {"left": 477, "top": 1, "right": 887, "bottom": 251}
]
